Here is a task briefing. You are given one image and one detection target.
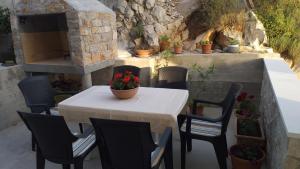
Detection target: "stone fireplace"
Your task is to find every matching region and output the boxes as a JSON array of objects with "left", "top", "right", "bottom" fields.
[{"left": 11, "top": 0, "right": 118, "bottom": 87}]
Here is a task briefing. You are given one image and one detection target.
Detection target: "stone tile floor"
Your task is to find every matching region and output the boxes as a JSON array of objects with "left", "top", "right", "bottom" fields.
[{"left": 0, "top": 108, "right": 236, "bottom": 169}]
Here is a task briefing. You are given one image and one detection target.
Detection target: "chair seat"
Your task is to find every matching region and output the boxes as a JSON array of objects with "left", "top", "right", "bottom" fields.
[
  {"left": 180, "top": 119, "right": 222, "bottom": 137},
  {"left": 73, "top": 134, "right": 96, "bottom": 157}
]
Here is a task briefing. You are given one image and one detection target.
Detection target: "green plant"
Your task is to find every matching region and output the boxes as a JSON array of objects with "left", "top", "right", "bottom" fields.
[
  {"left": 199, "top": 40, "right": 212, "bottom": 45},
  {"left": 198, "top": 0, "right": 245, "bottom": 28},
  {"left": 229, "top": 38, "right": 239, "bottom": 45},
  {"left": 160, "top": 49, "right": 174, "bottom": 67},
  {"left": 238, "top": 119, "right": 261, "bottom": 137},
  {"left": 132, "top": 22, "right": 144, "bottom": 39},
  {"left": 236, "top": 92, "right": 257, "bottom": 118},
  {"left": 174, "top": 40, "right": 183, "bottom": 47},
  {"left": 0, "top": 7, "right": 11, "bottom": 33},
  {"left": 159, "top": 35, "right": 170, "bottom": 42},
  {"left": 254, "top": 0, "right": 300, "bottom": 66},
  {"left": 153, "top": 50, "right": 174, "bottom": 78},
  {"left": 187, "top": 63, "right": 215, "bottom": 105},
  {"left": 110, "top": 71, "right": 140, "bottom": 90},
  {"left": 231, "top": 145, "right": 263, "bottom": 161}
]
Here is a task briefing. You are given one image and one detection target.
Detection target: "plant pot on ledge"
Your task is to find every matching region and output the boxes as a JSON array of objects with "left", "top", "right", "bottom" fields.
[
  {"left": 236, "top": 118, "right": 265, "bottom": 148},
  {"left": 159, "top": 35, "right": 170, "bottom": 52},
  {"left": 230, "top": 144, "right": 265, "bottom": 169},
  {"left": 199, "top": 40, "right": 213, "bottom": 54},
  {"left": 135, "top": 49, "right": 152, "bottom": 58}
]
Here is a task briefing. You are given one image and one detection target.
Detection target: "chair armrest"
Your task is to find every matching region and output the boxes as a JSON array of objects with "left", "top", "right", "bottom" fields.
[
  {"left": 193, "top": 99, "right": 222, "bottom": 106},
  {"left": 75, "top": 126, "right": 94, "bottom": 138},
  {"left": 187, "top": 114, "right": 223, "bottom": 123},
  {"left": 151, "top": 127, "right": 172, "bottom": 168},
  {"left": 28, "top": 104, "right": 51, "bottom": 115}
]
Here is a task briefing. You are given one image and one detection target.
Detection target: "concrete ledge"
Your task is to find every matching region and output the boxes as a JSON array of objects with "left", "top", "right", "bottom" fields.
[{"left": 261, "top": 58, "right": 300, "bottom": 169}]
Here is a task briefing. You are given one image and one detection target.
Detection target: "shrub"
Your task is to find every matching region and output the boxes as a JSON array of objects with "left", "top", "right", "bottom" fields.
[
  {"left": 254, "top": 0, "right": 300, "bottom": 66},
  {"left": 0, "top": 7, "right": 11, "bottom": 33}
]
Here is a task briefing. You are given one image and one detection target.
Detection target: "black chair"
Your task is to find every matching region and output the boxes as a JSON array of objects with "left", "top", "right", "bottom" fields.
[
  {"left": 177, "top": 84, "right": 241, "bottom": 169},
  {"left": 18, "top": 75, "right": 83, "bottom": 151},
  {"left": 113, "top": 65, "right": 141, "bottom": 78},
  {"left": 17, "top": 111, "right": 96, "bottom": 169},
  {"left": 90, "top": 118, "right": 174, "bottom": 169},
  {"left": 156, "top": 66, "right": 187, "bottom": 89}
]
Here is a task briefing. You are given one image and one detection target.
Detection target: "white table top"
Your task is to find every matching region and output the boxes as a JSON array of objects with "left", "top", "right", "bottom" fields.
[{"left": 58, "top": 86, "right": 189, "bottom": 133}]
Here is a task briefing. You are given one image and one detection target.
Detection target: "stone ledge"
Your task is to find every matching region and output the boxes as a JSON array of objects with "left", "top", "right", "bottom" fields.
[{"left": 263, "top": 58, "right": 300, "bottom": 139}]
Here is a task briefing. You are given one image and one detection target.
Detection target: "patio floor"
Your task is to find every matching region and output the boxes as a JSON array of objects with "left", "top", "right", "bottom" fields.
[{"left": 0, "top": 108, "right": 236, "bottom": 169}]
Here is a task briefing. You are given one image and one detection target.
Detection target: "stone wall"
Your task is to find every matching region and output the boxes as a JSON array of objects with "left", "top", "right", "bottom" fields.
[
  {"left": 0, "top": 65, "right": 28, "bottom": 130},
  {"left": 101, "top": 0, "right": 187, "bottom": 49},
  {"left": 11, "top": 0, "right": 117, "bottom": 67},
  {"left": 92, "top": 53, "right": 277, "bottom": 105}
]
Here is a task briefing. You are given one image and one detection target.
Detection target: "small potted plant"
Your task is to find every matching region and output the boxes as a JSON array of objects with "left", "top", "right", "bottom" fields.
[
  {"left": 132, "top": 23, "right": 152, "bottom": 58},
  {"left": 230, "top": 144, "right": 265, "bottom": 169},
  {"left": 200, "top": 40, "right": 212, "bottom": 54},
  {"left": 236, "top": 118, "right": 265, "bottom": 147},
  {"left": 227, "top": 38, "right": 240, "bottom": 53},
  {"left": 110, "top": 71, "right": 140, "bottom": 99},
  {"left": 187, "top": 63, "right": 215, "bottom": 115},
  {"left": 173, "top": 40, "right": 183, "bottom": 54},
  {"left": 235, "top": 92, "right": 258, "bottom": 119},
  {"left": 159, "top": 35, "right": 170, "bottom": 52}
]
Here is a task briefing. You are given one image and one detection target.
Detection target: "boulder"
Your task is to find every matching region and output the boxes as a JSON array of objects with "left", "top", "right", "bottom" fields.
[
  {"left": 144, "top": 25, "right": 159, "bottom": 47},
  {"left": 145, "top": 0, "right": 156, "bottom": 9},
  {"left": 151, "top": 6, "right": 169, "bottom": 23},
  {"left": 154, "top": 23, "right": 167, "bottom": 34},
  {"left": 243, "top": 11, "right": 268, "bottom": 50},
  {"left": 116, "top": 0, "right": 128, "bottom": 14}
]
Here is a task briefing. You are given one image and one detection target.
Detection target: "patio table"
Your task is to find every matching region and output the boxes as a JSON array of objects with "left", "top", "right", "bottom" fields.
[{"left": 58, "top": 85, "right": 189, "bottom": 133}]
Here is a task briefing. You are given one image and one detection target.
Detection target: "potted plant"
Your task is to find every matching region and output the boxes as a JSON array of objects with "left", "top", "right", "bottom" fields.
[
  {"left": 132, "top": 23, "right": 152, "bottom": 58},
  {"left": 187, "top": 63, "right": 215, "bottom": 115},
  {"left": 0, "top": 7, "right": 15, "bottom": 66},
  {"left": 110, "top": 71, "right": 140, "bottom": 99},
  {"left": 230, "top": 144, "right": 265, "bottom": 169},
  {"left": 173, "top": 40, "right": 183, "bottom": 54},
  {"left": 200, "top": 40, "right": 212, "bottom": 54},
  {"left": 227, "top": 38, "right": 240, "bottom": 53},
  {"left": 159, "top": 35, "right": 170, "bottom": 52},
  {"left": 236, "top": 118, "right": 265, "bottom": 147},
  {"left": 235, "top": 92, "right": 258, "bottom": 119}
]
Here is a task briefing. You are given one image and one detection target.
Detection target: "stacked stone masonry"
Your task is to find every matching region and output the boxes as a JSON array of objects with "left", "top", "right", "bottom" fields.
[{"left": 11, "top": 0, "right": 117, "bottom": 67}]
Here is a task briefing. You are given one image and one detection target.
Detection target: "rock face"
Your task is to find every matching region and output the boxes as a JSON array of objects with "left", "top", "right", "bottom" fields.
[
  {"left": 98, "top": 0, "right": 269, "bottom": 53},
  {"left": 99, "top": 0, "right": 186, "bottom": 49}
]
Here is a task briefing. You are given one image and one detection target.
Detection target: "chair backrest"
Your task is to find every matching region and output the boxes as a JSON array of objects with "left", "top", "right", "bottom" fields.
[
  {"left": 90, "top": 118, "right": 156, "bottom": 169},
  {"left": 113, "top": 65, "right": 141, "bottom": 78},
  {"left": 157, "top": 66, "right": 187, "bottom": 89},
  {"left": 18, "top": 76, "right": 55, "bottom": 113},
  {"left": 220, "top": 84, "right": 242, "bottom": 134},
  {"left": 18, "top": 111, "right": 77, "bottom": 163}
]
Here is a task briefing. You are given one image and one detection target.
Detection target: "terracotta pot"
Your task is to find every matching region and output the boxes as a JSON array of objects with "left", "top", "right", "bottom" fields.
[
  {"left": 201, "top": 44, "right": 212, "bottom": 54},
  {"left": 135, "top": 49, "right": 152, "bottom": 58},
  {"left": 230, "top": 145, "right": 265, "bottom": 169},
  {"left": 174, "top": 46, "right": 183, "bottom": 54},
  {"left": 159, "top": 41, "right": 170, "bottom": 52},
  {"left": 111, "top": 87, "right": 138, "bottom": 99}
]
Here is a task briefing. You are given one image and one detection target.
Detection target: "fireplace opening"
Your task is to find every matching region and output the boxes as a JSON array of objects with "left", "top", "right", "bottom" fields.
[{"left": 18, "top": 13, "right": 70, "bottom": 65}]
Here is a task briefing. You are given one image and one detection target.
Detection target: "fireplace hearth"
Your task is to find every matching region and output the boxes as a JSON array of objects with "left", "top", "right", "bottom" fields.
[{"left": 11, "top": 0, "right": 118, "bottom": 76}]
